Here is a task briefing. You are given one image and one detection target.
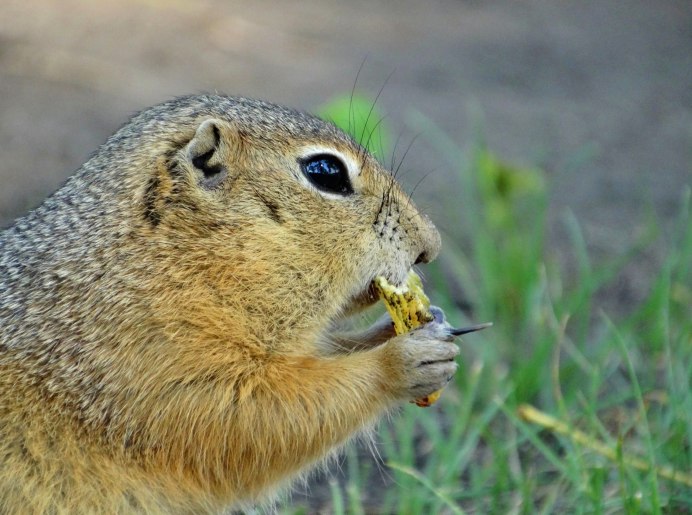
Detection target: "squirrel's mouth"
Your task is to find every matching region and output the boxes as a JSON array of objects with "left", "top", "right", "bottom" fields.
[
  {"left": 342, "top": 267, "right": 408, "bottom": 316},
  {"left": 342, "top": 279, "right": 380, "bottom": 316},
  {"left": 340, "top": 262, "right": 412, "bottom": 317}
]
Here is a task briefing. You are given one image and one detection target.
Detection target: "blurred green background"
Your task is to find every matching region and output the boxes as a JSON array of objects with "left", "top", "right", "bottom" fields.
[{"left": 1, "top": 0, "right": 690, "bottom": 512}]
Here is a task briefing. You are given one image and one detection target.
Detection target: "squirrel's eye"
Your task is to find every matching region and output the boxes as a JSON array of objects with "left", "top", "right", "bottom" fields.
[{"left": 299, "top": 154, "right": 353, "bottom": 195}]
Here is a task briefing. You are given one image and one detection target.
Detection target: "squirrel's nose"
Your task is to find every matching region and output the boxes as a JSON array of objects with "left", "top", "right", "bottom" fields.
[
  {"left": 412, "top": 214, "right": 441, "bottom": 266},
  {"left": 415, "top": 251, "right": 430, "bottom": 265}
]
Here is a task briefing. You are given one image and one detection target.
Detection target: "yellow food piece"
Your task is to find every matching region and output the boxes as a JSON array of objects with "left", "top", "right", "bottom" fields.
[{"left": 374, "top": 271, "right": 443, "bottom": 408}]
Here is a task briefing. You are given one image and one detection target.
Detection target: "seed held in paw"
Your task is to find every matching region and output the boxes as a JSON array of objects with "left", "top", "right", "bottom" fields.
[{"left": 374, "top": 270, "right": 492, "bottom": 407}]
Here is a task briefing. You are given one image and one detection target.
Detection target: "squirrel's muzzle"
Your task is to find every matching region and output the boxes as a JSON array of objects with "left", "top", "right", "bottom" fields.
[{"left": 410, "top": 213, "right": 441, "bottom": 266}]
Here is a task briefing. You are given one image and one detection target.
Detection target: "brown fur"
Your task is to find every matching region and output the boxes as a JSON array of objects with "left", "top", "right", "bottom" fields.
[{"left": 0, "top": 94, "right": 457, "bottom": 513}]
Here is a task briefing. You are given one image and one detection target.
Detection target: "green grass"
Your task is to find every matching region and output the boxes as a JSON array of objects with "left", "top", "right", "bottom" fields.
[{"left": 284, "top": 98, "right": 692, "bottom": 513}]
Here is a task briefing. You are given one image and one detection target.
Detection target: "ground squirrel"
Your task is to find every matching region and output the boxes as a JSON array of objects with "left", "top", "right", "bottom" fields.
[{"left": 0, "top": 94, "right": 460, "bottom": 513}]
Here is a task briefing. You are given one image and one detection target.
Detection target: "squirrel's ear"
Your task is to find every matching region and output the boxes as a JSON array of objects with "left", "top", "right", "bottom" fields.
[{"left": 184, "top": 119, "right": 229, "bottom": 189}]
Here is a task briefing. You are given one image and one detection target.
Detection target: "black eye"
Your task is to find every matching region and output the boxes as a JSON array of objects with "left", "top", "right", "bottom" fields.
[{"left": 299, "top": 154, "right": 353, "bottom": 195}]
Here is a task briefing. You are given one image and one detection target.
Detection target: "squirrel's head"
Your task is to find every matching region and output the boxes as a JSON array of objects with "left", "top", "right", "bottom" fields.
[{"left": 126, "top": 95, "right": 440, "bottom": 348}]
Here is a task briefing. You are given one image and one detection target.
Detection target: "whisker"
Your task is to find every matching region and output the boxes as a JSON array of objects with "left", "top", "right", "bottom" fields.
[
  {"left": 349, "top": 57, "right": 367, "bottom": 140},
  {"left": 358, "top": 69, "right": 395, "bottom": 163},
  {"left": 403, "top": 168, "right": 437, "bottom": 214},
  {"left": 392, "top": 132, "right": 421, "bottom": 182},
  {"left": 376, "top": 121, "right": 386, "bottom": 166},
  {"left": 384, "top": 133, "right": 421, "bottom": 220},
  {"left": 389, "top": 129, "right": 405, "bottom": 172},
  {"left": 362, "top": 115, "right": 389, "bottom": 162}
]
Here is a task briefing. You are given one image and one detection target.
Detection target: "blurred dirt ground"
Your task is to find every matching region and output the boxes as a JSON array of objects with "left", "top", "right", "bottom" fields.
[
  {"left": 1, "top": 1, "right": 689, "bottom": 220},
  {"left": 0, "top": 0, "right": 689, "bottom": 336},
  {"left": 1, "top": 1, "right": 690, "bottom": 236},
  {"left": 2, "top": 0, "right": 690, "bottom": 312},
  {"left": 0, "top": 0, "right": 690, "bottom": 510}
]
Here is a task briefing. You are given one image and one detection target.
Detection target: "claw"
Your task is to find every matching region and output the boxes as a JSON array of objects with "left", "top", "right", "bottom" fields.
[{"left": 449, "top": 322, "right": 493, "bottom": 336}]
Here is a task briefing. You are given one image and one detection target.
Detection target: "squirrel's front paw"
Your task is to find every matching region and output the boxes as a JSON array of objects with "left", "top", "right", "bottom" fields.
[{"left": 382, "top": 319, "right": 459, "bottom": 401}]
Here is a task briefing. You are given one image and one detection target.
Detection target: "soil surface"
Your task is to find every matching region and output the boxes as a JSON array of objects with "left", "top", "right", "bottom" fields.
[
  {"left": 0, "top": 0, "right": 690, "bottom": 508},
  {"left": 2, "top": 1, "right": 689, "bottom": 240}
]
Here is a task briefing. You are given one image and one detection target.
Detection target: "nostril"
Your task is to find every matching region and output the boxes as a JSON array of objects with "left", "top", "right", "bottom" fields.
[{"left": 414, "top": 252, "right": 427, "bottom": 265}]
